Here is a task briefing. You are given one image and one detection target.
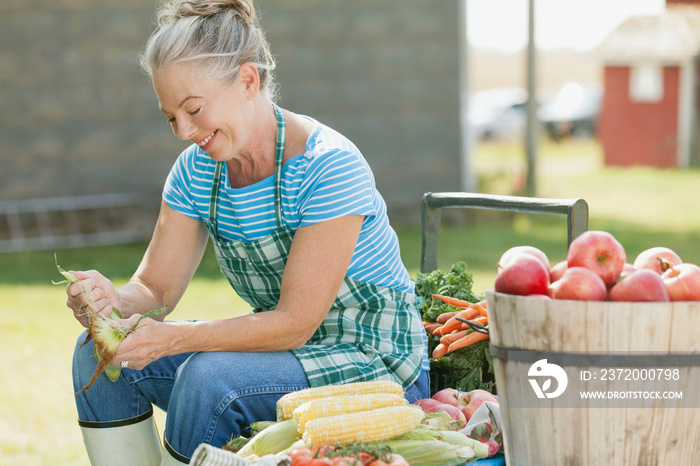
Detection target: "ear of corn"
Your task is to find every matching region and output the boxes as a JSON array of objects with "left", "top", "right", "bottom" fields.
[
  {"left": 103, "top": 364, "right": 122, "bottom": 382},
  {"left": 293, "top": 393, "right": 407, "bottom": 433},
  {"left": 301, "top": 405, "right": 424, "bottom": 447},
  {"left": 276, "top": 380, "right": 404, "bottom": 421},
  {"left": 421, "top": 410, "right": 466, "bottom": 431},
  {"left": 393, "top": 425, "right": 489, "bottom": 459},
  {"left": 385, "top": 439, "right": 477, "bottom": 466},
  {"left": 436, "top": 431, "right": 490, "bottom": 458},
  {"left": 54, "top": 257, "right": 167, "bottom": 392},
  {"left": 235, "top": 419, "right": 301, "bottom": 459}
]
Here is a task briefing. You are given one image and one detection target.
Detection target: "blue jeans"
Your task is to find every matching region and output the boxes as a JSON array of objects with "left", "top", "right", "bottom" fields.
[{"left": 73, "top": 331, "right": 430, "bottom": 462}]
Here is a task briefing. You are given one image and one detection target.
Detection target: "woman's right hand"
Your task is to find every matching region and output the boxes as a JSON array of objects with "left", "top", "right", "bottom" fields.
[{"left": 65, "top": 270, "right": 122, "bottom": 328}]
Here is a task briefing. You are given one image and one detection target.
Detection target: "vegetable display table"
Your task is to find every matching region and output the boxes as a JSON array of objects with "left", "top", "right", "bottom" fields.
[{"left": 473, "top": 454, "right": 505, "bottom": 465}]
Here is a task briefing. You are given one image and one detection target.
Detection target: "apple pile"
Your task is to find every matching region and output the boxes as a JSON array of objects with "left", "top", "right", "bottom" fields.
[
  {"left": 414, "top": 388, "right": 500, "bottom": 455},
  {"left": 495, "top": 230, "right": 700, "bottom": 301}
]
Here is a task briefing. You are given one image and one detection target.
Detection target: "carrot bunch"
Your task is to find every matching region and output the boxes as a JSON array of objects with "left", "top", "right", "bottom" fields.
[{"left": 422, "top": 294, "right": 489, "bottom": 359}]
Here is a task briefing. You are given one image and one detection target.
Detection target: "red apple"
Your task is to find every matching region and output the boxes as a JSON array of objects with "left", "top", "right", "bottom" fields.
[
  {"left": 610, "top": 264, "right": 638, "bottom": 295},
  {"left": 661, "top": 263, "right": 700, "bottom": 301},
  {"left": 495, "top": 254, "right": 550, "bottom": 296},
  {"left": 549, "top": 266, "right": 607, "bottom": 301},
  {"left": 498, "top": 246, "right": 550, "bottom": 274},
  {"left": 421, "top": 402, "right": 467, "bottom": 428},
  {"left": 609, "top": 269, "right": 670, "bottom": 302},
  {"left": 459, "top": 389, "right": 498, "bottom": 423},
  {"left": 567, "top": 230, "right": 626, "bottom": 286},
  {"left": 413, "top": 398, "right": 443, "bottom": 411},
  {"left": 526, "top": 294, "right": 552, "bottom": 299},
  {"left": 550, "top": 260, "right": 568, "bottom": 282},
  {"left": 431, "top": 388, "right": 460, "bottom": 407},
  {"left": 633, "top": 247, "right": 682, "bottom": 275},
  {"left": 621, "top": 263, "right": 637, "bottom": 277}
]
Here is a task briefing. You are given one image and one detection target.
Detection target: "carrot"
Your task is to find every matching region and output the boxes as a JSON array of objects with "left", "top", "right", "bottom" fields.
[
  {"left": 436, "top": 311, "right": 459, "bottom": 324},
  {"left": 460, "top": 316, "right": 488, "bottom": 331},
  {"left": 447, "top": 331, "right": 490, "bottom": 353},
  {"left": 431, "top": 294, "right": 473, "bottom": 309},
  {"left": 432, "top": 343, "right": 448, "bottom": 359},
  {"left": 423, "top": 322, "right": 443, "bottom": 335},
  {"left": 440, "top": 329, "right": 468, "bottom": 345},
  {"left": 472, "top": 303, "right": 488, "bottom": 318},
  {"left": 434, "top": 308, "right": 480, "bottom": 334}
]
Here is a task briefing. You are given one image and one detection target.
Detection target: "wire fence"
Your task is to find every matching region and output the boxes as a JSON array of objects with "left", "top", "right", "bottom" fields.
[{"left": 0, "top": 193, "right": 159, "bottom": 253}]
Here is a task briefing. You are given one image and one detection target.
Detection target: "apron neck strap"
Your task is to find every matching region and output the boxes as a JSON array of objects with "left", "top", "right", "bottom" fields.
[{"left": 272, "top": 104, "right": 286, "bottom": 227}]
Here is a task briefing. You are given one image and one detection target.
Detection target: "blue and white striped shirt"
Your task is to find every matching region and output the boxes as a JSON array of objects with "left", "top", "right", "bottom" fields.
[{"left": 162, "top": 116, "right": 415, "bottom": 295}]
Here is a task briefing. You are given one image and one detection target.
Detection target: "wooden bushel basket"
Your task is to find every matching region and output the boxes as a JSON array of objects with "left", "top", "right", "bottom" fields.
[{"left": 486, "top": 290, "right": 700, "bottom": 466}]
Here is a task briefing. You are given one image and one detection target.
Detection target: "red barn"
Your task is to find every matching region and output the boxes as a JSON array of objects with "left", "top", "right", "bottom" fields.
[{"left": 593, "top": 2, "right": 700, "bottom": 168}]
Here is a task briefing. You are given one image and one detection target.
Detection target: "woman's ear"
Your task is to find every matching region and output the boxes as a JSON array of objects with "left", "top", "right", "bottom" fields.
[{"left": 237, "top": 62, "right": 260, "bottom": 99}]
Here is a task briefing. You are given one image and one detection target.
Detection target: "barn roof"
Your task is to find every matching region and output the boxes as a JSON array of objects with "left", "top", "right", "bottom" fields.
[{"left": 592, "top": 5, "right": 700, "bottom": 63}]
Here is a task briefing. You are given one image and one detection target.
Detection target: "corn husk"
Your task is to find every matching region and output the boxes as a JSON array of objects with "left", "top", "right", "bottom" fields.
[
  {"left": 250, "top": 421, "right": 278, "bottom": 436},
  {"left": 433, "top": 431, "right": 489, "bottom": 459},
  {"left": 385, "top": 439, "right": 475, "bottom": 466},
  {"left": 236, "top": 420, "right": 301, "bottom": 459},
  {"left": 394, "top": 425, "right": 489, "bottom": 459},
  {"left": 224, "top": 421, "right": 288, "bottom": 454},
  {"left": 421, "top": 411, "right": 466, "bottom": 431}
]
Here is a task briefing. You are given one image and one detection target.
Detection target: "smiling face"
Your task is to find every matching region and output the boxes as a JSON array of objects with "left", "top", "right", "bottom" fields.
[{"left": 153, "top": 62, "right": 259, "bottom": 162}]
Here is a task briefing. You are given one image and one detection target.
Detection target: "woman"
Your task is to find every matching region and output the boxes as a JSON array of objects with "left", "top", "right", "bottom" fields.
[{"left": 66, "top": 1, "right": 430, "bottom": 464}]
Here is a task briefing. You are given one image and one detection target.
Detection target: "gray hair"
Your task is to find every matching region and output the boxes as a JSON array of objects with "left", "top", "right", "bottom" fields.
[{"left": 140, "top": 0, "right": 278, "bottom": 102}]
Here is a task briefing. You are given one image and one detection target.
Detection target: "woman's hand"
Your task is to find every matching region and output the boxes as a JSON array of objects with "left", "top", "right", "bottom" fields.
[
  {"left": 66, "top": 270, "right": 122, "bottom": 328},
  {"left": 111, "top": 315, "right": 178, "bottom": 370}
]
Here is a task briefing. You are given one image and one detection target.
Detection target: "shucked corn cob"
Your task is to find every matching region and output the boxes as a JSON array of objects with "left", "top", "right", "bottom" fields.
[
  {"left": 293, "top": 393, "right": 408, "bottom": 433},
  {"left": 302, "top": 405, "right": 425, "bottom": 447},
  {"left": 276, "top": 380, "right": 404, "bottom": 421}
]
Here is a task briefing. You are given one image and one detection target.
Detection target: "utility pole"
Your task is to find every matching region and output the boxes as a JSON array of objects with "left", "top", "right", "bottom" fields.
[
  {"left": 459, "top": 0, "right": 476, "bottom": 193},
  {"left": 525, "top": 0, "right": 537, "bottom": 197}
]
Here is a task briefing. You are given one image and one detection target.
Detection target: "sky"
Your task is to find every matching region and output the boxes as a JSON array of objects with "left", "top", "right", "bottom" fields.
[{"left": 467, "top": 0, "right": 667, "bottom": 52}]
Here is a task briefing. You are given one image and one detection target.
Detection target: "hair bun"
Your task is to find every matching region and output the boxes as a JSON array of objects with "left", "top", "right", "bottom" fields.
[{"left": 157, "top": 0, "right": 256, "bottom": 26}]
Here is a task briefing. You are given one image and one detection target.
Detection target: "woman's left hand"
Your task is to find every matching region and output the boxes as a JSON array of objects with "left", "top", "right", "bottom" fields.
[{"left": 111, "top": 315, "right": 177, "bottom": 370}]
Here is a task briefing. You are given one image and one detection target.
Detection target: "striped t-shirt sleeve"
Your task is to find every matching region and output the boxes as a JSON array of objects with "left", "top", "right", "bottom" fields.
[
  {"left": 162, "top": 146, "right": 203, "bottom": 220},
  {"left": 295, "top": 148, "right": 377, "bottom": 227}
]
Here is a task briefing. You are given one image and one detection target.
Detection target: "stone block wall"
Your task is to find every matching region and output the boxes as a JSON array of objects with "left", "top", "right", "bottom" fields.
[
  {"left": 260, "top": 0, "right": 462, "bottom": 220},
  {"left": 1, "top": 0, "right": 461, "bottom": 222}
]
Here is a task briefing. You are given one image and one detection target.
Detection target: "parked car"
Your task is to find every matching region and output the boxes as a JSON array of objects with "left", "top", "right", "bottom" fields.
[
  {"left": 538, "top": 83, "right": 602, "bottom": 141},
  {"left": 468, "top": 87, "right": 529, "bottom": 141}
]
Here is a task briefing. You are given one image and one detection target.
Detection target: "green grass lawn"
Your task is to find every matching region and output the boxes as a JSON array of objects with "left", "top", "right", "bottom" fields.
[{"left": 2, "top": 138, "right": 700, "bottom": 465}]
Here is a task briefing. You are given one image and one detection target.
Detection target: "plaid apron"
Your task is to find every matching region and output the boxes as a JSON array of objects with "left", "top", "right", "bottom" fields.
[{"left": 203, "top": 105, "right": 423, "bottom": 388}]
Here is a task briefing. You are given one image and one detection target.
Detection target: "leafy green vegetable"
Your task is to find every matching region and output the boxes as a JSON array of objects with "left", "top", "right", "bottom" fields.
[
  {"left": 414, "top": 262, "right": 482, "bottom": 323},
  {"left": 429, "top": 340, "right": 495, "bottom": 393},
  {"left": 413, "top": 262, "right": 495, "bottom": 394}
]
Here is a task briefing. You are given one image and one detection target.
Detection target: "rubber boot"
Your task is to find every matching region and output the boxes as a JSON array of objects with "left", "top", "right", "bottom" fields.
[
  {"left": 161, "top": 438, "right": 189, "bottom": 465},
  {"left": 79, "top": 410, "right": 162, "bottom": 466}
]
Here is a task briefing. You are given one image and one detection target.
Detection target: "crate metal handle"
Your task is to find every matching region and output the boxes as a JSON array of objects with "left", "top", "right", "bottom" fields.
[{"left": 420, "top": 192, "right": 589, "bottom": 273}]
